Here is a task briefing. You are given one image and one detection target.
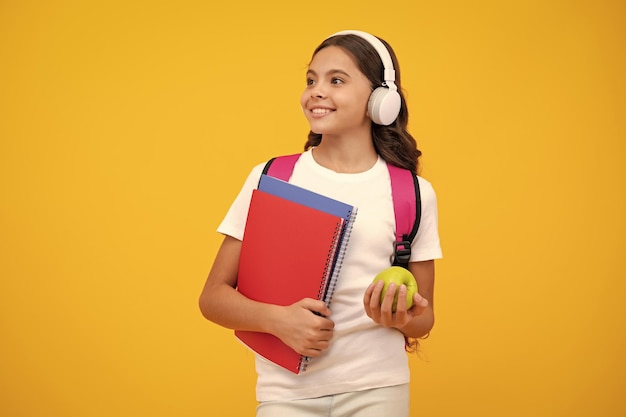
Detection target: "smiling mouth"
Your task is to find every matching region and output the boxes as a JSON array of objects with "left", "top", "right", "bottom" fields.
[{"left": 311, "top": 108, "right": 333, "bottom": 115}]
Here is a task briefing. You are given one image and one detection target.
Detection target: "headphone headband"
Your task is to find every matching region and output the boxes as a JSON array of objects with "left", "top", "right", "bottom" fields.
[{"left": 329, "top": 30, "right": 397, "bottom": 91}]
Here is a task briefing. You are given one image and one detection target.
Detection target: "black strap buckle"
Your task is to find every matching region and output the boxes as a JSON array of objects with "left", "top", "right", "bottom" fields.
[{"left": 393, "top": 240, "right": 412, "bottom": 266}]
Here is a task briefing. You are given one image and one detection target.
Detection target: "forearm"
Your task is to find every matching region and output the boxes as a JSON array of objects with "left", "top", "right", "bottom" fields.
[
  {"left": 399, "top": 260, "right": 436, "bottom": 338},
  {"left": 198, "top": 235, "right": 282, "bottom": 334},
  {"left": 199, "top": 281, "right": 281, "bottom": 334},
  {"left": 199, "top": 265, "right": 335, "bottom": 357}
]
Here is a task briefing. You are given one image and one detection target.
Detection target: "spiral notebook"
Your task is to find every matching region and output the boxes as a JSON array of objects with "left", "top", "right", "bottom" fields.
[
  {"left": 235, "top": 179, "right": 357, "bottom": 374},
  {"left": 258, "top": 174, "right": 357, "bottom": 303}
]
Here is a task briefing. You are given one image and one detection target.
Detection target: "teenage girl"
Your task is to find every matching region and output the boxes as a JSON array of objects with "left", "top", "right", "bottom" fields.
[{"left": 199, "top": 30, "right": 442, "bottom": 417}]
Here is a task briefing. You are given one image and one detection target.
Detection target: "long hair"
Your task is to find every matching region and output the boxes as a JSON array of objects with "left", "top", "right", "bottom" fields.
[{"left": 303, "top": 33, "right": 422, "bottom": 174}]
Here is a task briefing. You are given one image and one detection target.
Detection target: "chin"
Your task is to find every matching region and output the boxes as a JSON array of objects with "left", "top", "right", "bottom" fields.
[
  {"left": 307, "top": 124, "right": 326, "bottom": 135},
  {"left": 307, "top": 122, "right": 336, "bottom": 136}
]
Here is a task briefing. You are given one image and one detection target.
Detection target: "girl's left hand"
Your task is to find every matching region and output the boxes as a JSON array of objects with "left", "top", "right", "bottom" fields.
[{"left": 363, "top": 280, "right": 429, "bottom": 329}]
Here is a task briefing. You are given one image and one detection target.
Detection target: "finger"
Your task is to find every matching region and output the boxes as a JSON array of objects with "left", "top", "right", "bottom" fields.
[
  {"left": 393, "top": 285, "right": 411, "bottom": 323},
  {"left": 379, "top": 283, "right": 397, "bottom": 320},
  {"left": 363, "top": 283, "right": 373, "bottom": 314},
  {"left": 408, "top": 293, "right": 429, "bottom": 315},
  {"left": 395, "top": 284, "right": 408, "bottom": 312},
  {"left": 319, "top": 318, "right": 335, "bottom": 331},
  {"left": 301, "top": 298, "right": 332, "bottom": 317},
  {"left": 302, "top": 347, "right": 321, "bottom": 357},
  {"left": 320, "top": 329, "right": 334, "bottom": 343},
  {"left": 369, "top": 281, "right": 385, "bottom": 309},
  {"left": 363, "top": 282, "right": 375, "bottom": 304},
  {"left": 319, "top": 326, "right": 333, "bottom": 335},
  {"left": 413, "top": 292, "right": 428, "bottom": 308},
  {"left": 302, "top": 336, "right": 332, "bottom": 357},
  {"left": 304, "top": 344, "right": 327, "bottom": 357}
]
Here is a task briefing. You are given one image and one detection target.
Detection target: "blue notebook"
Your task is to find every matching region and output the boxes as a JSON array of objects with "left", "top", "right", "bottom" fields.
[
  {"left": 257, "top": 174, "right": 358, "bottom": 306},
  {"left": 258, "top": 174, "right": 355, "bottom": 222}
]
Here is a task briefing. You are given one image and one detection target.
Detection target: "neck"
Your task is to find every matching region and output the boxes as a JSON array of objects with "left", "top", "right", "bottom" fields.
[{"left": 312, "top": 135, "right": 378, "bottom": 174}]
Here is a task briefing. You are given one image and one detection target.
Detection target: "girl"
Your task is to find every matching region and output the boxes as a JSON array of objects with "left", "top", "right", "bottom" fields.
[{"left": 199, "top": 30, "right": 442, "bottom": 417}]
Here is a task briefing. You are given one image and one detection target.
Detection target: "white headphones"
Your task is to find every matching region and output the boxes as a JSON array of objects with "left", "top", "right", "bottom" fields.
[{"left": 329, "top": 30, "right": 402, "bottom": 126}]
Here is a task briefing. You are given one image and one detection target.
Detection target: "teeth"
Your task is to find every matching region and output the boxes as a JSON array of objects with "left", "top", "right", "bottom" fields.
[{"left": 312, "top": 108, "right": 331, "bottom": 114}]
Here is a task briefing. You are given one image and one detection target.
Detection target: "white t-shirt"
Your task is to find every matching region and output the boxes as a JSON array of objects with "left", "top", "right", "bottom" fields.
[{"left": 217, "top": 149, "right": 442, "bottom": 401}]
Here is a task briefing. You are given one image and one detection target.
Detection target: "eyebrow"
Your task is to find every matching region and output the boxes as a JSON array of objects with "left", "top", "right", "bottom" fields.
[{"left": 306, "top": 69, "right": 352, "bottom": 78}]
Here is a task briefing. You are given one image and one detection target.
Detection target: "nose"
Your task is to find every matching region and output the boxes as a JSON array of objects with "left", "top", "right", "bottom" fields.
[{"left": 311, "top": 85, "right": 326, "bottom": 99}]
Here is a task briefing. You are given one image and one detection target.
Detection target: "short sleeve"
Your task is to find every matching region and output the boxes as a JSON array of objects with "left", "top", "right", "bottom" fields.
[
  {"left": 410, "top": 177, "right": 443, "bottom": 262},
  {"left": 216, "top": 162, "right": 266, "bottom": 241}
]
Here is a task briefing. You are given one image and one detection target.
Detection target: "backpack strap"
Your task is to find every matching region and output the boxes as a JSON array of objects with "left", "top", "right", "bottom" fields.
[
  {"left": 263, "top": 154, "right": 421, "bottom": 268},
  {"left": 262, "top": 153, "right": 302, "bottom": 181},
  {"left": 387, "top": 164, "right": 421, "bottom": 268}
]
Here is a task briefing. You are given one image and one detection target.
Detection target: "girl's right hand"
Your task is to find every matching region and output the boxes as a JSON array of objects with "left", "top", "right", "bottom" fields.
[{"left": 271, "top": 298, "right": 334, "bottom": 357}]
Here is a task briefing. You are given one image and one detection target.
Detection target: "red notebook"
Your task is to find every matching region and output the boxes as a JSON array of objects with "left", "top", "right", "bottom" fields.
[{"left": 235, "top": 189, "right": 347, "bottom": 374}]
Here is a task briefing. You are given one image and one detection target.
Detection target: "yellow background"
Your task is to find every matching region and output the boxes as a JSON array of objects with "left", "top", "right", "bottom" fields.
[{"left": 1, "top": 1, "right": 624, "bottom": 416}]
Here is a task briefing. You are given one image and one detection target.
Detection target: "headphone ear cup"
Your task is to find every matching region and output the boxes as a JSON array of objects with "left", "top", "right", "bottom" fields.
[{"left": 368, "top": 87, "right": 401, "bottom": 126}]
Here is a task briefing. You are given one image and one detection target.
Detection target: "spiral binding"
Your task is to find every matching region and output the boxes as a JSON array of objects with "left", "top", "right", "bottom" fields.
[
  {"left": 323, "top": 207, "right": 357, "bottom": 306},
  {"left": 298, "top": 206, "right": 358, "bottom": 373}
]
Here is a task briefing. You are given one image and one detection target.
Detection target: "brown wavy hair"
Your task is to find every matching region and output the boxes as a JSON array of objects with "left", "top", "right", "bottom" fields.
[{"left": 303, "top": 33, "right": 422, "bottom": 174}]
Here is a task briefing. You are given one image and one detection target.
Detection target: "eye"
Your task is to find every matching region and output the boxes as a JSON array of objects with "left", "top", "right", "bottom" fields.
[
  {"left": 306, "top": 77, "right": 315, "bottom": 86},
  {"left": 331, "top": 77, "right": 344, "bottom": 85}
]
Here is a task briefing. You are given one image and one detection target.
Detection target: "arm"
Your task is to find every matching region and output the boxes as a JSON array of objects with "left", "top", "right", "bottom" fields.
[
  {"left": 198, "top": 235, "right": 335, "bottom": 357},
  {"left": 363, "top": 260, "right": 435, "bottom": 338}
]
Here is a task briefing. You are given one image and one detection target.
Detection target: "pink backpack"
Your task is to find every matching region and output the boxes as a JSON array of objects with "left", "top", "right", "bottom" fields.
[{"left": 262, "top": 154, "right": 421, "bottom": 268}]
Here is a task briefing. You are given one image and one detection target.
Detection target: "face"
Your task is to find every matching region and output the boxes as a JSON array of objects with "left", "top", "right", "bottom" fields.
[{"left": 300, "top": 46, "right": 373, "bottom": 138}]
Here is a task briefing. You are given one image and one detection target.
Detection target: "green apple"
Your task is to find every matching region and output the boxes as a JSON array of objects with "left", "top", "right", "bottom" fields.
[{"left": 372, "top": 266, "right": 418, "bottom": 312}]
